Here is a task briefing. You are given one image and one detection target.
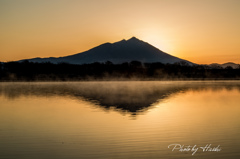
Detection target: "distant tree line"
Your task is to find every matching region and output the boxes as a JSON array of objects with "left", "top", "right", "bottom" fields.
[{"left": 0, "top": 60, "right": 240, "bottom": 81}]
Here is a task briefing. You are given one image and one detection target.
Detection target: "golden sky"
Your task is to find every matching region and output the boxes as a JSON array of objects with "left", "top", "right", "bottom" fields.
[{"left": 1, "top": 0, "right": 240, "bottom": 64}]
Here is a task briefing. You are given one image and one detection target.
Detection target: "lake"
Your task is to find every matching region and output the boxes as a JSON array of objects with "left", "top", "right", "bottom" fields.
[{"left": 0, "top": 81, "right": 240, "bottom": 159}]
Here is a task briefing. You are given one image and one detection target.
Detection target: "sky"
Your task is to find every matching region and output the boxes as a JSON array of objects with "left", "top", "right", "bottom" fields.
[{"left": 1, "top": 0, "right": 240, "bottom": 64}]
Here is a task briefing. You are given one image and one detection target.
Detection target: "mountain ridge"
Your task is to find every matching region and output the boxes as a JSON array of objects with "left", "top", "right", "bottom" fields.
[
  {"left": 209, "top": 62, "right": 240, "bottom": 69},
  {"left": 18, "top": 37, "right": 194, "bottom": 65}
]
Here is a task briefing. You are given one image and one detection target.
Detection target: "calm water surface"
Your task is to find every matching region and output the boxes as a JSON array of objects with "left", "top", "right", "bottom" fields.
[{"left": 0, "top": 81, "right": 240, "bottom": 159}]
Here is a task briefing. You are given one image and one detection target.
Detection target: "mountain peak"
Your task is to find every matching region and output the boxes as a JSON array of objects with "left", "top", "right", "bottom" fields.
[{"left": 127, "top": 37, "right": 141, "bottom": 42}]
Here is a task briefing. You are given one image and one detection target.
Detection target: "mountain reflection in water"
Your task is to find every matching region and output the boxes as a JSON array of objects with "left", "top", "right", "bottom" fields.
[{"left": 1, "top": 81, "right": 240, "bottom": 115}]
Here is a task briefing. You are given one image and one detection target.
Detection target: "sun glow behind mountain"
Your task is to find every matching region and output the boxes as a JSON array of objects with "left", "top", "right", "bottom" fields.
[{"left": 138, "top": 34, "right": 174, "bottom": 55}]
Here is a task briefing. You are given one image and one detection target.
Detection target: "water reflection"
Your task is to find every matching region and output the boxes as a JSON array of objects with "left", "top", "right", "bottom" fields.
[
  {"left": 0, "top": 81, "right": 240, "bottom": 159},
  {"left": 1, "top": 81, "right": 240, "bottom": 115}
]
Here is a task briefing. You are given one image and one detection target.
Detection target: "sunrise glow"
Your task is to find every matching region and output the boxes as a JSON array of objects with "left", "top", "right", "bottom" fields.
[{"left": 1, "top": 0, "right": 240, "bottom": 64}]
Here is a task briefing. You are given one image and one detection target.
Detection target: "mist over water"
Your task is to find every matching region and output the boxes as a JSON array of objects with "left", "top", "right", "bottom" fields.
[
  {"left": 0, "top": 81, "right": 240, "bottom": 159},
  {"left": 1, "top": 81, "right": 240, "bottom": 114}
]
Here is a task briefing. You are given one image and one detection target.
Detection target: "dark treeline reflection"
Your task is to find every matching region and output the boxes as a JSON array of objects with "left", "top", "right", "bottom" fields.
[
  {"left": 1, "top": 61, "right": 240, "bottom": 81},
  {"left": 1, "top": 81, "right": 240, "bottom": 115}
]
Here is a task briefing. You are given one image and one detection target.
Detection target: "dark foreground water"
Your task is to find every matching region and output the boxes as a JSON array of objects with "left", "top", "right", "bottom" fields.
[{"left": 0, "top": 81, "right": 240, "bottom": 159}]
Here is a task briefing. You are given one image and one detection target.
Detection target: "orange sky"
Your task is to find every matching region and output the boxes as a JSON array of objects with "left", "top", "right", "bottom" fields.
[{"left": 1, "top": 0, "right": 240, "bottom": 64}]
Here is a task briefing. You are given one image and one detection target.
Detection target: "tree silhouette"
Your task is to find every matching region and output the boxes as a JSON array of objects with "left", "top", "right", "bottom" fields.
[{"left": 0, "top": 61, "right": 239, "bottom": 81}]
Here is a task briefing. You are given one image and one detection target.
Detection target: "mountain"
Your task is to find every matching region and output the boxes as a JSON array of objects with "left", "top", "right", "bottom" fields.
[
  {"left": 209, "top": 62, "right": 239, "bottom": 69},
  {"left": 19, "top": 37, "right": 194, "bottom": 65},
  {"left": 221, "top": 62, "right": 239, "bottom": 69}
]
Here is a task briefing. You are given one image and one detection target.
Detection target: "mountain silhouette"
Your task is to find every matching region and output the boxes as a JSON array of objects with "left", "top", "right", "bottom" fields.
[
  {"left": 209, "top": 62, "right": 240, "bottom": 69},
  {"left": 20, "top": 37, "right": 193, "bottom": 65}
]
